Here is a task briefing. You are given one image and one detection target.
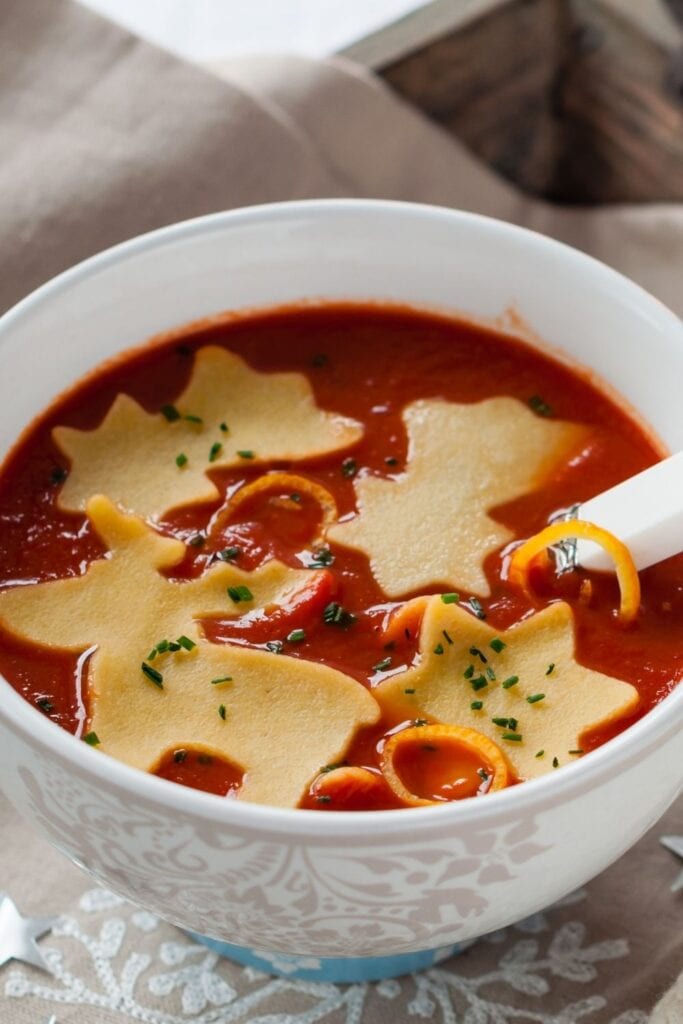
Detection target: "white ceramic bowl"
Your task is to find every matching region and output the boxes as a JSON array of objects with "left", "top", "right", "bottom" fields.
[{"left": 0, "top": 200, "right": 681, "bottom": 982}]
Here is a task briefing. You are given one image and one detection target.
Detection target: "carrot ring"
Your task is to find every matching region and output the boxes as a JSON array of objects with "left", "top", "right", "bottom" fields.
[
  {"left": 380, "top": 724, "right": 510, "bottom": 807},
  {"left": 212, "top": 472, "right": 338, "bottom": 542},
  {"left": 381, "top": 596, "right": 430, "bottom": 645},
  {"left": 508, "top": 520, "right": 640, "bottom": 623},
  {"left": 312, "top": 766, "right": 385, "bottom": 803}
]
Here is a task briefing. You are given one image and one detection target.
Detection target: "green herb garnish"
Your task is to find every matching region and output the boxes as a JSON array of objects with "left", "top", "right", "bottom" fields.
[
  {"left": 316, "top": 794, "right": 332, "bottom": 803},
  {"left": 173, "top": 749, "right": 187, "bottom": 763},
  {"left": 290, "top": 492, "right": 302, "bottom": 503},
  {"left": 490, "top": 637, "right": 506, "bottom": 653},
  {"left": 486, "top": 666, "right": 496, "bottom": 681},
  {"left": 385, "top": 456, "right": 399, "bottom": 466},
  {"left": 218, "top": 704, "right": 227, "bottom": 720},
  {"left": 413, "top": 719, "right": 428, "bottom": 727},
  {"left": 470, "top": 700, "right": 484, "bottom": 710},
  {"left": 433, "top": 643, "right": 444, "bottom": 655},
  {"left": 237, "top": 450, "right": 255, "bottom": 459},
  {"left": 546, "top": 663, "right": 555, "bottom": 675},
  {"left": 141, "top": 662, "right": 163, "bottom": 688},
  {"left": 471, "top": 675, "right": 488, "bottom": 692},
  {"left": 502, "top": 732, "right": 522, "bottom": 742},
  {"left": 442, "top": 629, "right": 453, "bottom": 645},
  {"left": 177, "top": 635, "right": 195, "bottom": 651},
  {"left": 49, "top": 466, "right": 68, "bottom": 485},
  {"left": 373, "top": 656, "right": 392, "bottom": 673},
  {"left": 220, "top": 422, "right": 229, "bottom": 433},
  {"left": 83, "top": 731, "right": 100, "bottom": 746},
  {"left": 323, "top": 602, "right": 357, "bottom": 628},
  {"left": 464, "top": 664, "right": 475, "bottom": 679},
  {"left": 184, "top": 413, "right": 203, "bottom": 425},
  {"left": 266, "top": 640, "right": 284, "bottom": 654},
  {"left": 502, "top": 675, "right": 519, "bottom": 689},
  {"left": 227, "top": 585, "right": 253, "bottom": 603},
  {"left": 36, "top": 697, "right": 54, "bottom": 714},
  {"left": 467, "top": 597, "right": 487, "bottom": 619},
  {"left": 161, "top": 404, "right": 181, "bottom": 422},
  {"left": 535, "top": 750, "right": 545, "bottom": 758},
  {"left": 188, "top": 533, "right": 206, "bottom": 548},
  {"left": 308, "top": 547, "right": 334, "bottom": 568},
  {"left": 341, "top": 457, "right": 357, "bottom": 478},
  {"left": 526, "top": 693, "right": 545, "bottom": 704},
  {"left": 528, "top": 394, "right": 554, "bottom": 418},
  {"left": 175, "top": 453, "right": 188, "bottom": 468},
  {"left": 208, "top": 441, "right": 223, "bottom": 463},
  {"left": 286, "top": 628, "right": 306, "bottom": 644},
  {"left": 440, "top": 593, "right": 460, "bottom": 604},
  {"left": 469, "top": 646, "right": 487, "bottom": 663},
  {"left": 211, "top": 676, "right": 233, "bottom": 685},
  {"left": 218, "top": 546, "right": 241, "bottom": 561},
  {"left": 404, "top": 688, "right": 416, "bottom": 695},
  {"left": 477, "top": 768, "right": 489, "bottom": 781},
  {"left": 569, "top": 749, "right": 584, "bottom": 755},
  {"left": 492, "top": 717, "right": 511, "bottom": 727},
  {"left": 552, "top": 756, "right": 559, "bottom": 768}
]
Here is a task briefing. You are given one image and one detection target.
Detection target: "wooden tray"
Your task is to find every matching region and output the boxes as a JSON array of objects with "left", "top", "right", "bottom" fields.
[{"left": 343, "top": 0, "right": 683, "bottom": 204}]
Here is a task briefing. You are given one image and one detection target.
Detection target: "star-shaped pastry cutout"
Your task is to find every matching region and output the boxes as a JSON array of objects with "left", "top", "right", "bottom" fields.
[
  {"left": 54, "top": 346, "right": 363, "bottom": 521},
  {"left": 0, "top": 894, "right": 57, "bottom": 972},
  {"left": 0, "top": 496, "right": 379, "bottom": 807},
  {"left": 375, "top": 597, "right": 639, "bottom": 780},
  {"left": 328, "top": 397, "right": 586, "bottom": 597}
]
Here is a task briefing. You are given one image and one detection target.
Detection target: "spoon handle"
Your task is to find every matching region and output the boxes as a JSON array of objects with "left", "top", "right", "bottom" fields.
[{"left": 575, "top": 451, "right": 683, "bottom": 572}]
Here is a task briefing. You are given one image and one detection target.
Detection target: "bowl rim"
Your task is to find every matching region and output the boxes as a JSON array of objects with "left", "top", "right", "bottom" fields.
[{"left": 1, "top": 197, "right": 681, "bottom": 838}]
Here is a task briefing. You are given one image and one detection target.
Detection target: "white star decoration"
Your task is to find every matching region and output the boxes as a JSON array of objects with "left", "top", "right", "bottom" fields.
[
  {"left": 0, "top": 894, "right": 57, "bottom": 972},
  {"left": 660, "top": 835, "right": 683, "bottom": 893}
]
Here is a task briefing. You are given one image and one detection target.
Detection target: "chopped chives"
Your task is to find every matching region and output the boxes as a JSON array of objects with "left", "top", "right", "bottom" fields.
[
  {"left": 546, "top": 663, "right": 555, "bottom": 675},
  {"left": 404, "top": 688, "right": 416, "bottom": 695},
  {"left": 286, "top": 628, "right": 306, "bottom": 644},
  {"left": 502, "top": 732, "right": 522, "bottom": 742},
  {"left": 320, "top": 763, "right": 343, "bottom": 773},
  {"left": 237, "top": 450, "right": 255, "bottom": 459},
  {"left": 433, "top": 643, "right": 444, "bottom": 655},
  {"left": 413, "top": 719, "right": 428, "bottom": 727},
  {"left": 467, "top": 597, "right": 487, "bottom": 619},
  {"left": 220, "top": 422, "right": 229, "bottom": 433},
  {"left": 442, "top": 629, "right": 453, "bottom": 645},
  {"left": 176, "top": 635, "right": 195, "bottom": 651},
  {"left": 290, "top": 492, "right": 302, "bottom": 503},
  {"left": 553, "top": 756, "right": 560, "bottom": 768},
  {"left": 227, "top": 585, "right": 253, "bottom": 603},
  {"left": 463, "top": 664, "right": 475, "bottom": 679},
  {"left": 477, "top": 768, "right": 489, "bottom": 781},
  {"left": 141, "top": 662, "right": 163, "bottom": 688},
  {"left": 491, "top": 717, "right": 511, "bottom": 727},
  {"left": 161, "top": 404, "right": 180, "bottom": 422},
  {"left": 218, "top": 704, "right": 227, "bottom": 720},
  {"left": 184, "top": 413, "right": 203, "bottom": 424},
  {"left": 502, "top": 675, "right": 519, "bottom": 689},
  {"left": 527, "top": 693, "right": 545, "bottom": 704},
  {"left": 385, "top": 456, "right": 399, "bottom": 466},
  {"left": 490, "top": 637, "right": 506, "bottom": 653},
  {"left": 218, "top": 547, "right": 241, "bottom": 561},
  {"left": 486, "top": 666, "right": 496, "bottom": 681},
  {"left": 188, "top": 533, "right": 205, "bottom": 548},
  {"left": 317, "top": 794, "right": 332, "bottom": 803},
  {"left": 341, "top": 457, "right": 357, "bottom": 478},
  {"left": 265, "top": 640, "right": 284, "bottom": 654},
  {"left": 471, "top": 675, "right": 488, "bottom": 692},
  {"left": 323, "top": 602, "right": 356, "bottom": 628},
  {"left": 208, "top": 441, "right": 223, "bottom": 462},
  {"left": 441, "top": 593, "right": 460, "bottom": 604},
  {"left": 469, "top": 646, "right": 487, "bottom": 663},
  {"left": 569, "top": 749, "right": 584, "bottom": 755},
  {"left": 508, "top": 717, "right": 518, "bottom": 731},
  {"left": 49, "top": 466, "right": 68, "bottom": 485},
  {"left": 211, "top": 676, "right": 233, "bottom": 685},
  {"left": 309, "top": 547, "right": 334, "bottom": 568},
  {"left": 470, "top": 700, "right": 484, "bottom": 711},
  {"left": 374, "top": 656, "right": 392, "bottom": 672},
  {"left": 175, "top": 452, "right": 188, "bottom": 468},
  {"left": 83, "top": 731, "right": 100, "bottom": 746},
  {"left": 36, "top": 697, "right": 54, "bottom": 713},
  {"left": 535, "top": 750, "right": 545, "bottom": 758},
  {"left": 528, "top": 394, "right": 554, "bottom": 418},
  {"left": 173, "top": 749, "right": 187, "bottom": 763}
]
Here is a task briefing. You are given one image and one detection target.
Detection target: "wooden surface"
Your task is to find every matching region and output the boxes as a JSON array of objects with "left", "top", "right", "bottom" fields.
[{"left": 368, "top": 0, "right": 683, "bottom": 204}]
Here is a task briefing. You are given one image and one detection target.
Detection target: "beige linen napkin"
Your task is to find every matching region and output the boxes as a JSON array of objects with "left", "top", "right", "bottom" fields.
[{"left": 0, "top": 1, "right": 681, "bottom": 1021}]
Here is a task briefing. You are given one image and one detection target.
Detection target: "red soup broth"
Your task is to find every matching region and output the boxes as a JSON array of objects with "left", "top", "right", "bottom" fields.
[{"left": 0, "top": 304, "right": 680, "bottom": 810}]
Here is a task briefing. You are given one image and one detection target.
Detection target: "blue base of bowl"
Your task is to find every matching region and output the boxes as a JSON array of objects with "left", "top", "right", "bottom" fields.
[{"left": 188, "top": 932, "right": 464, "bottom": 982}]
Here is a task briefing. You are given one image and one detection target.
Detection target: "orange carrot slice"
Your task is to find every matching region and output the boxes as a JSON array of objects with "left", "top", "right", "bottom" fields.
[
  {"left": 380, "top": 724, "right": 510, "bottom": 807},
  {"left": 508, "top": 520, "right": 640, "bottom": 623},
  {"left": 213, "top": 472, "right": 338, "bottom": 541}
]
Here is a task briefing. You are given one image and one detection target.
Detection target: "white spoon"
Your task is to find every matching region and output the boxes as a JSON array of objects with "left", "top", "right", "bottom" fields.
[{"left": 558, "top": 451, "right": 683, "bottom": 573}]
